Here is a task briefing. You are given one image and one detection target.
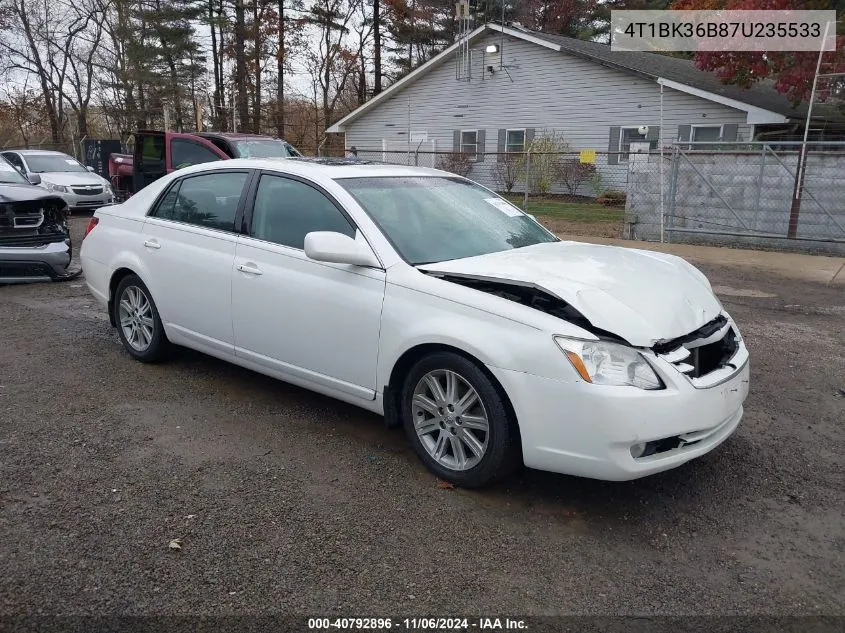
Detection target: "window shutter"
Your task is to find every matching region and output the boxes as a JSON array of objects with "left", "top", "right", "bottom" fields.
[
  {"left": 476, "top": 129, "right": 485, "bottom": 162},
  {"left": 525, "top": 128, "right": 535, "bottom": 150},
  {"left": 722, "top": 124, "right": 738, "bottom": 142},
  {"left": 453, "top": 130, "right": 460, "bottom": 153},
  {"left": 497, "top": 129, "right": 506, "bottom": 162},
  {"left": 608, "top": 126, "right": 621, "bottom": 165},
  {"left": 646, "top": 125, "right": 660, "bottom": 143},
  {"left": 677, "top": 125, "right": 691, "bottom": 143}
]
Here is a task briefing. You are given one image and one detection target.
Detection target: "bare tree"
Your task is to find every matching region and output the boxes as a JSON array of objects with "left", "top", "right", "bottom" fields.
[
  {"left": 303, "top": 0, "right": 363, "bottom": 145},
  {"left": 234, "top": 0, "right": 248, "bottom": 130},
  {"left": 62, "top": 0, "right": 107, "bottom": 138},
  {"left": 1, "top": 82, "right": 49, "bottom": 144},
  {"left": 0, "top": 0, "right": 67, "bottom": 141}
]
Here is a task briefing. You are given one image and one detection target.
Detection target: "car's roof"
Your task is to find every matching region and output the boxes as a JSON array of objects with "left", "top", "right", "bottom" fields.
[
  {"left": 198, "top": 132, "right": 280, "bottom": 141},
  {"left": 183, "top": 157, "right": 451, "bottom": 180},
  {"left": 8, "top": 149, "right": 73, "bottom": 156}
]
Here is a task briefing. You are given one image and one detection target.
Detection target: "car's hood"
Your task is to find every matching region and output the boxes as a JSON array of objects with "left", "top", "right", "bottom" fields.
[
  {"left": 35, "top": 171, "right": 106, "bottom": 187},
  {"left": 419, "top": 241, "right": 722, "bottom": 347},
  {"left": 0, "top": 183, "right": 62, "bottom": 203}
]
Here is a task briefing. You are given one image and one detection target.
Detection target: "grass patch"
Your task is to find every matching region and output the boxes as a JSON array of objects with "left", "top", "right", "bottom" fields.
[{"left": 502, "top": 194, "right": 624, "bottom": 224}]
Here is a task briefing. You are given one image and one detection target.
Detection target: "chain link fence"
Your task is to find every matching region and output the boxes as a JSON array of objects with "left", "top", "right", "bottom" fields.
[
  {"left": 337, "top": 143, "right": 845, "bottom": 254},
  {"left": 0, "top": 138, "right": 80, "bottom": 159},
  {"left": 627, "top": 142, "right": 845, "bottom": 256}
]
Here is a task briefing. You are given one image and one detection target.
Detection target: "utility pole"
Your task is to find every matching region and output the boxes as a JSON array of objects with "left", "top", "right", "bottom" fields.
[{"left": 788, "top": 20, "right": 833, "bottom": 239}]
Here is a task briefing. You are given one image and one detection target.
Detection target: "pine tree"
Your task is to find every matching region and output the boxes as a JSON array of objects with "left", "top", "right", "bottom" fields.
[{"left": 126, "top": 0, "right": 206, "bottom": 130}]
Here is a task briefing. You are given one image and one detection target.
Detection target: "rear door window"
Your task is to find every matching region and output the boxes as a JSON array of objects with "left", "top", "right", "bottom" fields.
[{"left": 151, "top": 172, "right": 249, "bottom": 232}]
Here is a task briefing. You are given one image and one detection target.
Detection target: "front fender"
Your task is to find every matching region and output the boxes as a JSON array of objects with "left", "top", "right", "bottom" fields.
[{"left": 376, "top": 281, "right": 578, "bottom": 390}]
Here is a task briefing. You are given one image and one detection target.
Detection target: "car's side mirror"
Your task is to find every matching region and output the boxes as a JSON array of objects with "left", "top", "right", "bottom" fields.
[
  {"left": 27, "top": 173, "right": 41, "bottom": 185},
  {"left": 304, "top": 231, "right": 380, "bottom": 268},
  {"left": 86, "top": 165, "right": 96, "bottom": 172}
]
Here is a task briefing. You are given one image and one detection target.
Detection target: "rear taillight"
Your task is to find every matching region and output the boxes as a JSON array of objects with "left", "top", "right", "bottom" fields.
[{"left": 83, "top": 217, "right": 99, "bottom": 239}]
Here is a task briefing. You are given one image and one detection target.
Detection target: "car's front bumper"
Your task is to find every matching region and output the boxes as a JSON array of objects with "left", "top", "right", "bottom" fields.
[
  {"left": 0, "top": 239, "right": 74, "bottom": 283},
  {"left": 53, "top": 190, "right": 114, "bottom": 211},
  {"left": 489, "top": 341, "right": 750, "bottom": 481}
]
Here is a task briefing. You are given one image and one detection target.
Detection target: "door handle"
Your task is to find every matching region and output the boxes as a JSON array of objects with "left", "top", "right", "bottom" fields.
[
  {"left": 143, "top": 239, "right": 161, "bottom": 249},
  {"left": 237, "top": 263, "right": 263, "bottom": 276}
]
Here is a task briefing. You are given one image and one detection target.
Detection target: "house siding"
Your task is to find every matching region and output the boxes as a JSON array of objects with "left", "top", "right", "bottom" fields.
[{"left": 342, "top": 33, "right": 753, "bottom": 193}]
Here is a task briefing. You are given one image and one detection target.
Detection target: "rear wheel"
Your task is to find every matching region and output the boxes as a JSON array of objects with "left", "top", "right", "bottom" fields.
[
  {"left": 401, "top": 351, "right": 520, "bottom": 488},
  {"left": 113, "top": 274, "right": 170, "bottom": 362}
]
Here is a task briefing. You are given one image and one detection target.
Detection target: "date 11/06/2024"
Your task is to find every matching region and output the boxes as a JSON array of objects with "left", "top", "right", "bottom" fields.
[{"left": 308, "top": 617, "right": 528, "bottom": 630}]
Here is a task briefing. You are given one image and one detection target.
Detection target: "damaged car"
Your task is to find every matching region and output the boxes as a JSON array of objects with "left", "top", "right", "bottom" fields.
[
  {"left": 0, "top": 155, "right": 76, "bottom": 283},
  {"left": 80, "top": 159, "right": 750, "bottom": 487}
]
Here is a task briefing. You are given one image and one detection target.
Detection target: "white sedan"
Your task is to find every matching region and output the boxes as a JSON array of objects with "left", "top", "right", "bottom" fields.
[{"left": 80, "top": 158, "right": 750, "bottom": 487}]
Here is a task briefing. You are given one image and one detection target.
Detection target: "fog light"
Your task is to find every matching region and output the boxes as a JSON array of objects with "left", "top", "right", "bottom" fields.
[{"left": 630, "top": 443, "right": 646, "bottom": 459}]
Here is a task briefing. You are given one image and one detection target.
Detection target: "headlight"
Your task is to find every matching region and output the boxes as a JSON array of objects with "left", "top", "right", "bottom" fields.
[
  {"left": 103, "top": 182, "right": 113, "bottom": 193},
  {"left": 554, "top": 337, "right": 663, "bottom": 390},
  {"left": 43, "top": 181, "right": 69, "bottom": 193}
]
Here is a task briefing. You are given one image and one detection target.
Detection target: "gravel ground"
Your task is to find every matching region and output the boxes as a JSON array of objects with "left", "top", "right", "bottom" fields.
[{"left": 0, "top": 217, "right": 843, "bottom": 621}]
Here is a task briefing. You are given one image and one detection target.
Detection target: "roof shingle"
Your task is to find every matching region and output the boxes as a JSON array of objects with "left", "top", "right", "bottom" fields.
[{"left": 514, "top": 26, "right": 808, "bottom": 119}]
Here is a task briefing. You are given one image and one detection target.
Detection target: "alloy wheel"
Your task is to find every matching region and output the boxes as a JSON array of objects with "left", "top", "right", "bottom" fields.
[
  {"left": 118, "top": 285, "right": 155, "bottom": 352},
  {"left": 411, "top": 369, "right": 490, "bottom": 471}
]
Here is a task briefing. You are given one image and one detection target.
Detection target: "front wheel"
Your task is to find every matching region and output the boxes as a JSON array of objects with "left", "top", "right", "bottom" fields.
[
  {"left": 401, "top": 352, "right": 521, "bottom": 488},
  {"left": 113, "top": 274, "right": 170, "bottom": 362}
]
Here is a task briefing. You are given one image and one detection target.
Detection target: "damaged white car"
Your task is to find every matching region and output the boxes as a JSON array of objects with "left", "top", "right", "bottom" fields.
[{"left": 80, "top": 159, "right": 750, "bottom": 487}]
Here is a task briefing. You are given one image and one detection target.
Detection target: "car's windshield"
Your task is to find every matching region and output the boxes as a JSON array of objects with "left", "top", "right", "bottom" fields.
[
  {"left": 25, "top": 154, "right": 88, "bottom": 173},
  {"left": 233, "top": 139, "right": 303, "bottom": 158},
  {"left": 339, "top": 176, "right": 558, "bottom": 265},
  {"left": 0, "top": 156, "right": 28, "bottom": 184}
]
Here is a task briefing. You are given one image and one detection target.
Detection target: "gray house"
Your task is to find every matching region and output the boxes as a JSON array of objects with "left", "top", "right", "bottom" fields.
[{"left": 328, "top": 23, "right": 809, "bottom": 192}]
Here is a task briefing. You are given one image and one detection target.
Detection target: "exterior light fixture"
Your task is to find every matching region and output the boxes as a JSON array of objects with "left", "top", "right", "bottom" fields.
[{"left": 485, "top": 44, "right": 499, "bottom": 53}]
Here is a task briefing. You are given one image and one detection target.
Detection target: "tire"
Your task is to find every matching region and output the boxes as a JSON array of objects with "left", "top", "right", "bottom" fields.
[
  {"left": 400, "top": 351, "right": 521, "bottom": 488},
  {"left": 113, "top": 274, "right": 170, "bottom": 362}
]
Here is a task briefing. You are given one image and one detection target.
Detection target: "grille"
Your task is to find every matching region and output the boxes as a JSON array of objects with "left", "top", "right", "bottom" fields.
[
  {"left": 654, "top": 315, "right": 739, "bottom": 379},
  {"left": 71, "top": 186, "right": 104, "bottom": 196},
  {"left": 1, "top": 201, "right": 44, "bottom": 230}
]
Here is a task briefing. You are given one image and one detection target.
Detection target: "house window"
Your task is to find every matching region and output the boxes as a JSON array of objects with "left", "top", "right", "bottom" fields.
[
  {"left": 618, "top": 127, "right": 657, "bottom": 161},
  {"left": 506, "top": 129, "right": 526, "bottom": 153},
  {"left": 690, "top": 125, "right": 723, "bottom": 149},
  {"left": 461, "top": 130, "right": 478, "bottom": 159}
]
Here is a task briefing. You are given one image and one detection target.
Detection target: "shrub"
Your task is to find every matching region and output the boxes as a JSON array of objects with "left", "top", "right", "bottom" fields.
[
  {"left": 526, "top": 130, "right": 567, "bottom": 196},
  {"left": 436, "top": 152, "right": 473, "bottom": 177},
  {"left": 557, "top": 160, "right": 596, "bottom": 196},
  {"left": 590, "top": 170, "right": 605, "bottom": 197},
  {"left": 490, "top": 153, "right": 523, "bottom": 193},
  {"left": 596, "top": 190, "right": 627, "bottom": 206}
]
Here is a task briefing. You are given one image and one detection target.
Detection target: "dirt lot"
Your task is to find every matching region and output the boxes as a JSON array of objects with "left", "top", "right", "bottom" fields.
[{"left": 0, "top": 217, "right": 843, "bottom": 622}]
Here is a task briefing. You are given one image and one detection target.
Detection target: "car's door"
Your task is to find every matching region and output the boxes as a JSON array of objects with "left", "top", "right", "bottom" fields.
[
  {"left": 232, "top": 172, "right": 386, "bottom": 400},
  {"left": 141, "top": 169, "right": 252, "bottom": 358}
]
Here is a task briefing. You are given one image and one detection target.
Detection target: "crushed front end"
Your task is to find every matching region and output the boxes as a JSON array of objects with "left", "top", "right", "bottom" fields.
[{"left": 0, "top": 195, "right": 77, "bottom": 283}]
